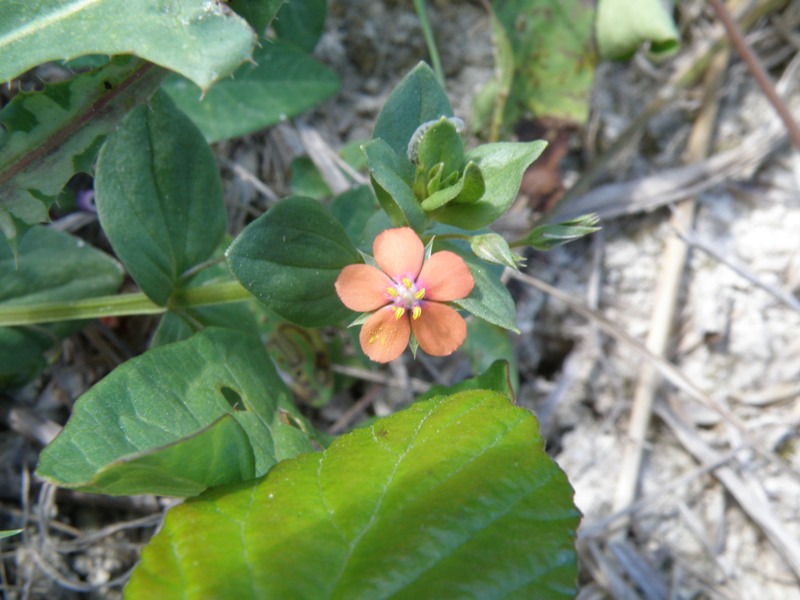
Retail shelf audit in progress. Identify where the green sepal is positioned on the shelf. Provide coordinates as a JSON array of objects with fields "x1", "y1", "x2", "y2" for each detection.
[
  {"x1": 470, "y1": 233, "x2": 525, "y2": 270},
  {"x1": 420, "y1": 161, "x2": 485, "y2": 212},
  {"x1": 514, "y1": 214, "x2": 600, "y2": 251},
  {"x1": 425, "y1": 162, "x2": 444, "y2": 196},
  {"x1": 408, "y1": 331, "x2": 419, "y2": 358},
  {"x1": 414, "y1": 116, "x2": 466, "y2": 180},
  {"x1": 348, "y1": 312, "x2": 373, "y2": 328}
]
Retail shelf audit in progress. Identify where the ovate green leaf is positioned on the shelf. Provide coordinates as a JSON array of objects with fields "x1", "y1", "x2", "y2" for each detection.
[
  {"x1": 373, "y1": 62, "x2": 453, "y2": 158},
  {"x1": 329, "y1": 185, "x2": 377, "y2": 249},
  {"x1": 163, "y1": 40, "x2": 339, "y2": 143},
  {"x1": 226, "y1": 196, "x2": 361, "y2": 327},
  {"x1": 273, "y1": 0, "x2": 327, "y2": 52},
  {"x1": 36, "y1": 328, "x2": 313, "y2": 496},
  {"x1": 126, "y1": 390, "x2": 580, "y2": 599},
  {"x1": 95, "y1": 91, "x2": 227, "y2": 306}
]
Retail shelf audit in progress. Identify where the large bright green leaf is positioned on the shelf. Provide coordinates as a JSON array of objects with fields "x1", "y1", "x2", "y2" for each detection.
[
  {"x1": 95, "y1": 90, "x2": 226, "y2": 306},
  {"x1": 0, "y1": 57, "x2": 165, "y2": 247},
  {"x1": 0, "y1": 0, "x2": 255, "y2": 90},
  {"x1": 163, "y1": 40, "x2": 339, "y2": 143},
  {"x1": 0, "y1": 226, "x2": 123, "y2": 386},
  {"x1": 226, "y1": 196, "x2": 361, "y2": 327},
  {"x1": 372, "y1": 62, "x2": 453, "y2": 159},
  {"x1": 126, "y1": 390, "x2": 580, "y2": 599},
  {"x1": 432, "y1": 141, "x2": 546, "y2": 230},
  {"x1": 36, "y1": 328, "x2": 313, "y2": 497}
]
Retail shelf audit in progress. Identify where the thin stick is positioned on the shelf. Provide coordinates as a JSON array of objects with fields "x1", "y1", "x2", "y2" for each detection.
[
  {"x1": 328, "y1": 384, "x2": 383, "y2": 435},
  {"x1": 610, "y1": 37, "x2": 731, "y2": 538},
  {"x1": 657, "y1": 400, "x2": 800, "y2": 578},
  {"x1": 330, "y1": 364, "x2": 430, "y2": 394},
  {"x1": 554, "y1": 0, "x2": 787, "y2": 209},
  {"x1": 673, "y1": 224, "x2": 800, "y2": 313},
  {"x1": 579, "y1": 445, "x2": 744, "y2": 539},
  {"x1": 506, "y1": 269, "x2": 799, "y2": 480},
  {"x1": 707, "y1": 0, "x2": 800, "y2": 149}
]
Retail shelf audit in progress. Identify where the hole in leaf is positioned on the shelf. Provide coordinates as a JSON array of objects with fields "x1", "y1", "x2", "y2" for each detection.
[
  {"x1": 277, "y1": 408, "x2": 305, "y2": 431},
  {"x1": 220, "y1": 386, "x2": 245, "y2": 411}
]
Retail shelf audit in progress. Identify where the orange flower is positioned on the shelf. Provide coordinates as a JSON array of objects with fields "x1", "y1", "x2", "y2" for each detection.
[{"x1": 335, "y1": 227, "x2": 475, "y2": 363}]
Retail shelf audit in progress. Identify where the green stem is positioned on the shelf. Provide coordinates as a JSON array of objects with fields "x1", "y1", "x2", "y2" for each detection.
[
  {"x1": 413, "y1": 0, "x2": 445, "y2": 87},
  {"x1": 0, "y1": 280, "x2": 252, "y2": 327}
]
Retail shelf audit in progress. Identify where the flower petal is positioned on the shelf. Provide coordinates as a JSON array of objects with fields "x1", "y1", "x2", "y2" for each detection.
[
  {"x1": 335, "y1": 264, "x2": 393, "y2": 312},
  {"x1": 417, "y1": 251, "x2": 474, "y2": 302},
  {"x1": 360, "y1": 306, "x2": 411, "y2": 363},
  {"x1": 411, "y1": 302, "x2": 467, "y2": 357},
  {"x1": 373, "y1": 227, "x2": 424, "y2": 280}
]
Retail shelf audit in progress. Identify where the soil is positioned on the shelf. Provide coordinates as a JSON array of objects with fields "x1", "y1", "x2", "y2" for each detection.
[{"x1": 3, "y1": 0, "x2": 800, "y2": 598}]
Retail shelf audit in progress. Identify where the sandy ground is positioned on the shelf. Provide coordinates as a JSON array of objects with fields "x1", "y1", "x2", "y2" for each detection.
[{"x1": 3, "y1": 0, "x2": 800, "y2": 598}]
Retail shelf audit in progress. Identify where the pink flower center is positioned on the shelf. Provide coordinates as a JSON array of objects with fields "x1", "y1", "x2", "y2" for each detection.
[{"x1": 386, "y1": 277, "x2": 426, "y2": 321}]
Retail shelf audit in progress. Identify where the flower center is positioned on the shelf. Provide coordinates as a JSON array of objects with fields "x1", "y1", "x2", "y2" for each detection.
[{"x1": 386, "y1": 277, "x2": 425, "y2": 320}]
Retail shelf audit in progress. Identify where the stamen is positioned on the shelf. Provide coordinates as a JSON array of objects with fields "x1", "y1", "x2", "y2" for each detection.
[
  {"x1": 394, "y1": 306, "x2": 406, "y2": 320},
  {"x1": 414, "y1": 288, "x2": 425, "y2": 300},
  {"x1": 402, "y1": 277, "x2": 413, "y2": 289},
  {"x1": 411, "y1": 306, "x2": 422, "y2": 320},
  {"x1": 386, "y1": 287, "x2": 398, "y2": 297}
]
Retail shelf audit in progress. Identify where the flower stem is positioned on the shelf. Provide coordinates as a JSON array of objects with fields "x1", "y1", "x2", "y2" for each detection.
[{"x1": 0, "y1": 280, "x2": 252, "y2": 327}]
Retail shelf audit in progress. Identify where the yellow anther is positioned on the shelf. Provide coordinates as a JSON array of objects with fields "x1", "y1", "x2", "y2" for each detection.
[
  {"x1": 411, "y1": 306, "x2": 422, "y2": 320},
  {"x1": 386, "y1": 287, "x2": 398, "y2": 297},
  {"x1": 394, "y1": 306, "x2": 406, "y2": 320},
  {"x1": 414, "y1": 288, "x2": 425, "y2": 300},
  {"x1": 402, "y1": 277, "x2": 413, "y2": 289}
]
